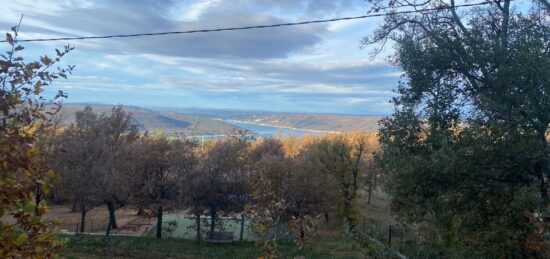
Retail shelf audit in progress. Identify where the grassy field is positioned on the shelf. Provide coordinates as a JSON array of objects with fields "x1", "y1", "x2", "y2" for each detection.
[{"x1": 58, "y1": 234, "x2": 362, "y2": 258}]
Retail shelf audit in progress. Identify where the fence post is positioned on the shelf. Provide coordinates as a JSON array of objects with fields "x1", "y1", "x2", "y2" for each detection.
[
  {"x1": 388, "y1": 225, "x2": 392, "y2": 247},
  {"x1": 414, "y1": 233, "x2": 417, "y2": 254},
  {"x1": 400, "y1": 229, "x2": 404, "y2": 251}
]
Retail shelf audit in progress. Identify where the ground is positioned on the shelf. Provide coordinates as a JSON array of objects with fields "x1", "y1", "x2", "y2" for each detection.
[
  {"x1": 45, "y1": 205, "x2": 152, "y2": 235},
  {"x1": 58, "y1": 229, "x2": 362, "y2": 258},
  {"x1": 43, "y1": 187, "x2": 413, "y2": 258}
]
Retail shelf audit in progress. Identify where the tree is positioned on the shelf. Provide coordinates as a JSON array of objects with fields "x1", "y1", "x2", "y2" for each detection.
[
  {"x1": 200, "y1": 137, "x2": 249, "y2": 234},
  {"x1": 249, "y1": 138, "x2": 330, "y2": 249},
  {"x1": 53, "y1": 106, "x2": 139, "y2": 235},
  {"x1": 181, "y1": 157, "x2": 209, "y2": 243},
  {"x1": 131, "y1": 136, "x2": 195, "y2": 238},
  {"x1": 0, "y1": 22, "x2": 74, "y2": 257},
  {"x1": 96, "y1": 106, "x2": 139, "y2": 236},
  {"x1": 367, "y1": 0, "x2": 550, "y2": 256},
  {"x1": 305, "y1": 135, "x2": 367, "y2": 233},
  {"x1": 248, "y1": 138, "x2": 290, "y2": 256},
  {"x1": 32, "y1": 116, "x2": 63, "y2": 216},
  {"x1": 53, "y1": 107, "x2": 104, "y2": 233}
]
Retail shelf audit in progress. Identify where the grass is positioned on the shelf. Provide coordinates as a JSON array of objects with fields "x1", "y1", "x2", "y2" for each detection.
[
  {"x1": 56, "y1": 188, "x2": 403, "y2": 258},
  {"x1": 358, "y1": 188, "x2": 419, "y2": 256},
  {"x1": 57, "y1": 234, "x2": 362, "y2": 259}
]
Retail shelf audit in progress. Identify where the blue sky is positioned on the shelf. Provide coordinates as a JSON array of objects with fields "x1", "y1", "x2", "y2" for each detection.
[{"x1": 2, "y1": 0, "x2": 402, "y2": 115}]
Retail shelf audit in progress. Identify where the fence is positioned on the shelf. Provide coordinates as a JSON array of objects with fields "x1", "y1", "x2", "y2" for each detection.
[
  {"x1": 58, "y1": 221, "x2": 137, "y2": 235},
  {"x1": 360, "y1": 217, "x2": 418, "y2": 256},
  {"x1": 59, "y1": 221, "x2": 98, "y2": 233}
]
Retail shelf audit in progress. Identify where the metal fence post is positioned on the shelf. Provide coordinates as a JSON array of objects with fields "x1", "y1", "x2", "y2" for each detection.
[{"x1": 388, "y1": 225, "x2": 392, "y2": 246}]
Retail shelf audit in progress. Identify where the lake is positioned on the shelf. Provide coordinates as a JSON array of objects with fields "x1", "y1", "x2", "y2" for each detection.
[
  {"x1": 185, "y1": 120, "x2": 329, "y2": 141},
  {"x1": 223, "y1": 120, "x2": 325, "y2": 138}
]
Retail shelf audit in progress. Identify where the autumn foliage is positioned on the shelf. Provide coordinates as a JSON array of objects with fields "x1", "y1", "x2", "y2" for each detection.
[{"x1": 0, "y1": 23, "x2": 73, "y2": 257}]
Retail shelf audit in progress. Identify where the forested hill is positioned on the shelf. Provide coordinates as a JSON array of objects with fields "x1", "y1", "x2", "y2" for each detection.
[
  {"x1": 55, "y1": 104, "x2": 238, "y2": 136},
  {"x1": 233, "y1": 114, "x2": 382, "y2": 132}
]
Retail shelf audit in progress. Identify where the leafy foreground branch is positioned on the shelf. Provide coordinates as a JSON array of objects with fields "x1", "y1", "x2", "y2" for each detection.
[{"x1": 0, "y1": 22, "x2": 74, "y2": 257}]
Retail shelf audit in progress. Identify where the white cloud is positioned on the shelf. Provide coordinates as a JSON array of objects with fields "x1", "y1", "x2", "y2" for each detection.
[
  {"x1": 175, "y1": 0, "x2": 222, "y2": 21},
  {"x1": 4, "y1": 0, "x2": 400, "y2": 115}
]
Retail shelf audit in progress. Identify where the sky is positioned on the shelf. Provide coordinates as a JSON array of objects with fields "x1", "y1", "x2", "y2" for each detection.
[{"x1": 2, "y1": 0, "x2": 402, "y2": 115}]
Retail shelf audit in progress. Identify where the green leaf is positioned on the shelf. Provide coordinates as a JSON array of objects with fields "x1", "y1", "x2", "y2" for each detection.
[
  {"x1": 14, "y1": 233, "x2": 28, "y2": 245},
  {"x1": 23, "y1": 202, "x2": 35, "y2": 213}
]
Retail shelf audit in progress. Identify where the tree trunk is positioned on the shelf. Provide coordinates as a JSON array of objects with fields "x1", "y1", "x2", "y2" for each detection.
[
  {"x1": 537, "y1": 133, "x2": 549, "y2": 203},
  {"x1": 34, "y1": 185, "x2": 42, "y2": 216},
  {"x1": 106, "y1": 217, "x2": 112, "y2": 236},
  {"x1": 195, "y1": 210, "x2": 201, "y2": 243},
  {"x1": 300, "y1": 225, "x2": 305, "y2": 243},
  {"x1": 209, "y1": 208, "x2": 216, "y2": 234},
  {"x1": 156, "y1": 204, "x2": 163, "y2": 238},
  {"x1": 239, "y1": 214, "x2": 245, "y2": 242},
  {"x1": 137, "y1": 204, "x2": 145, "y2": 216},
  {"x1": 343, "y1": 198, "x2": 355, "y2": 233},
  {"x1": 367, "y1": 180, "x2": 373, "y2": 205},
  {"x1": 71, "y1": 198, "x2": 78, "y2": 212},
  {"x1": 107, "y1": 201, "x2": 118, "y2": 229},
  {"x1": 80, "y1": 209, "x2": 87, "y2": 233}
]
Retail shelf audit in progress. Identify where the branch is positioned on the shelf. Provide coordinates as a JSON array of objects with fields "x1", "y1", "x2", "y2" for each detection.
[
  {"x1": 448, "y1": 0, "x2": 473, "y2": 42},
  {"x1": 538, "y1": 0, "x2": 550, "y2": 11}
]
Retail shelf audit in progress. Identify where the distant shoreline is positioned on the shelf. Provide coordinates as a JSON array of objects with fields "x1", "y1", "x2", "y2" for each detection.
[{"x1": 221, "y1": 119, "x2": 341, "y2": 134}]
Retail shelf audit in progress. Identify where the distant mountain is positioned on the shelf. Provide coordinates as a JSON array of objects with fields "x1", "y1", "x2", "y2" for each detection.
[
  {"x1": 56, "y1": 104, "x2": 381, "y2": 135},
  {"x1": 56, "y1": 104, "x2": 238, "y2": 136}
]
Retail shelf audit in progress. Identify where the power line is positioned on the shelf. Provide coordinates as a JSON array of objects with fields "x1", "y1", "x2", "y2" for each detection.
[{"x1": 5, "y1": 1, "x2": 496, "y2": 43}]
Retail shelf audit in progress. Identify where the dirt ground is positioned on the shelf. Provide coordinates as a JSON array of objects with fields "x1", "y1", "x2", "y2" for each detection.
[{"x1": 46, "y1": 205, "x2": 154, "y2": 235}]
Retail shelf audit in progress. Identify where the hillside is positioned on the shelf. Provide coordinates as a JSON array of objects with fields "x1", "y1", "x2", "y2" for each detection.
[
  {"x1": 56, "y1": 104, "x2": 238, "y2": 136},
  {"x1": 234, "y1": 113, "x2": 381, "y2": 132},
  {"x1": 55, "y1": 104, "x2": 382, "y2": 135}
]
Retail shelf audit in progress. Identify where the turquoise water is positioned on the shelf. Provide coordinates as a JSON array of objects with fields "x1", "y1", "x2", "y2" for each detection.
[{"x1": 224, "y1": 120, "x2": 322, "y2": 138}]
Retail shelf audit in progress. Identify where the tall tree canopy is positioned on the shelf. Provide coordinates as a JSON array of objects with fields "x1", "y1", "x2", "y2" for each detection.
[{"x1": 371, "y1": 0, "x2": 550, "y2": 256}]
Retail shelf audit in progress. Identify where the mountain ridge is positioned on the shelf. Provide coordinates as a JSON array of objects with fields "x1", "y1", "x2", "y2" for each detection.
[{"x1": 56, "y1": 104, "x2": 381, "y2": 134}]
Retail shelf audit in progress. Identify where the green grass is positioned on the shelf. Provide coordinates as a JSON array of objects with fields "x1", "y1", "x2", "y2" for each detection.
[{"x1": 57, "y1": 234, "x2": 362, "y2": 259}]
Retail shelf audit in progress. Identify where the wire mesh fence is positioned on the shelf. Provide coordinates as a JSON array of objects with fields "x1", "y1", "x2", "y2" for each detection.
[
  {"x1": 360, "y1": 217, "x2": 418, "y2": 256},
  {"x1": 58, "y1": 221, "x2": 138, "y2": 235}
]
